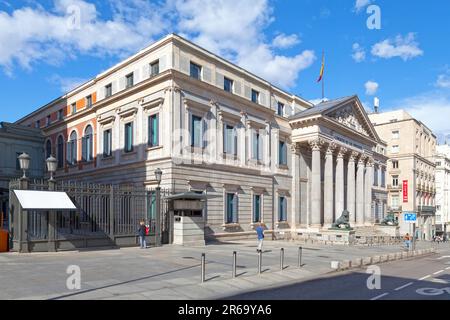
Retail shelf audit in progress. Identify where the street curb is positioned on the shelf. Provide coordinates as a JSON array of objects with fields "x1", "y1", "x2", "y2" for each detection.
[{"x1": 331, "y1": 247, "x2": 437, "y2": 271}]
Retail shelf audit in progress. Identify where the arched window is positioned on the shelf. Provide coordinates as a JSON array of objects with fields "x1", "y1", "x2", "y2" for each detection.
[
  {"x1": 82, "y1": 125, "x2": 93, "y2": 162},
  {"x1": 45, "y1": 140, "x2": 52, "y2": 159},
  {"x1": 67, "y1": 131, "x2": 77, "y2": 165},
  {"x1": 57, "y1": 136, "x2": 64, "y2": 168}
]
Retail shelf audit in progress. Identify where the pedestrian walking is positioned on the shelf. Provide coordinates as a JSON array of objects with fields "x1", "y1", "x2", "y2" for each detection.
[
  {"x1": 137, "y1": 220, "x2": 147, "y2": 249},
  {"x1": 255, "y1": 222, "x2": 265, "y2": 252},
  {"x1": 403, "y1": 233, "x2": 411, "y2": 249}
]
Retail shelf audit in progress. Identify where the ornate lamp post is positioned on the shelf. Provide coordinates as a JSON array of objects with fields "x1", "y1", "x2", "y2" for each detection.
[
  {"x1": 154, "y1": 168, "x2": 162, "y2": 247},
  {"x1": 18, "y1": 153, "x2": 31, "y2": 180},
  {"x1": 46, "y1": 156, "x2": 57, "y2": 183}
]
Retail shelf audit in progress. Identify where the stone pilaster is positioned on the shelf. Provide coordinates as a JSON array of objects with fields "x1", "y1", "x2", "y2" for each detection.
[{"x1": 291, "y1": 144, "x2": 301, "y2": 227}]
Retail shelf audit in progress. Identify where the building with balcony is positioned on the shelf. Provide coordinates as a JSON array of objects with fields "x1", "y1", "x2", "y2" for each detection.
[
  {"x1": 435, "y1": 144, "x2": 450, "y2": 236},
  {"x1": 14, "y1": 34, "x2": 387, "y2": 241},
  {"x1": 369, "y1": 109, "x2": 437, "y2": 240}
]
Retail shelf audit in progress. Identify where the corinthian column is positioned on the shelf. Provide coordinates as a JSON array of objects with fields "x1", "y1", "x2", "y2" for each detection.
[
  {"x1": 356, "y1": 155, "x2": 366, "y2": 226},
  {"x1": 347, "y1": 151, "x2": 357, "y2": 224},
  {"x1": 310, "y1": 139, "x2": 323, "y2": 227},
  {"x1": 335, "y1": 147, "x2": 347, "y2": 222},
  {"x1": 324, "y1": 143, "x2": 336, "y2": 228},
  {"x1": 291, "y1": 144, "x2": 301, "y2": 227},
  {"x1": 365, "y1": 157, "x2": 374, "y2": 226}
]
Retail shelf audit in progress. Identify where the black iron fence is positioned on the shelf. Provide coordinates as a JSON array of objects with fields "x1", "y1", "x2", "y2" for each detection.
[{"x1": 9, "y1": 179, "x2": 172, "y2": 251}]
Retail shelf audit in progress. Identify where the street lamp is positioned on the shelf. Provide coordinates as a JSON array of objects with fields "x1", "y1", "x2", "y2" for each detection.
[
  {"x1": 18, "y1": 153, "x2": 31, "y2": 179},
  {"x1": 154, "y1": 168, "x2": 162, "y2": 187},
  {"x1": 154, "y1": 168, "x2": 163, "y2": 246},
  {"x1": 46, "y1": 156, "x2": 57, "y2": 182}
]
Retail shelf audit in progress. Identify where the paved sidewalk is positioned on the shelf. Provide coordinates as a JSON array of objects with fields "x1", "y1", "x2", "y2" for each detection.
[{"x1": 0, "y1": 240, "x2": 438, "y2": 300}]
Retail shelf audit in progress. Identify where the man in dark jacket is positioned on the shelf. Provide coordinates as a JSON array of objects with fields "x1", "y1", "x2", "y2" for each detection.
[{"x1": 138, "y1": 221, "x2": 147, "y2": 249}]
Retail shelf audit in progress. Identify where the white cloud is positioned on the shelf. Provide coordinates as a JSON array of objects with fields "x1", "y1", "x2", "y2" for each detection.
[
  {"x1": 171, "y1": 0, "x2": 315, "y2": 88},
  {"x1": 48, "y1": 74, "x2": 88, "y2": 93},
  {"x1": 371, "y1": 33, "x2": 423, "y2": 61},
  {"x1": 436, "y1": 73, "x2": 450, "y2": 89},
  {"x1": 390, "y1": 91, "x2": 450, "y2": 139},
  {"x1": 0, "y1": 0, "x2": 316, "y2": 89},
  {"x1": 272, "y1": 33, "x2": 300, "y2": 49},
  {"x1": 351, "y1": 43, "x2": 366, "y2": 63},
  {"x1": 354, "y1": 0, "x2": 372, "y2": 13},
  {"x1": 365, "y1": 80, "x2": 379, "y2": 95}
]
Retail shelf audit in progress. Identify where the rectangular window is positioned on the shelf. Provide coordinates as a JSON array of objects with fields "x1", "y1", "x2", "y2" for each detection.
[
  {"x1": 190, "y1": 62, "x2": 202, "y2": 80},
  {"x1": 277, "y1": 102, "x2": 285, "y2": 116},
  {"x1": 251, "y1": 89, "x2": 259, "y2": 103},
  {"x1": 46, "y1": 115, "x2": 51, "y2": 126},
  {"x1": 58, "y1": 109, "x2": 64, "y2": 121},
  {"x1": 86, "y1": 95, "x2": 92, "y2": 108},
  {"x1": 279, "y1": 196, "x2": 287, "y2": 222},
  {"x1": 373, "y1": 166, "x2": 378, "y2": 186},
  {"x1": 226, "y1": 193, "x2": 238, "y2": 224},
  {"x1": 391, "y1": 194, "x2": 399, "y2": 209},
  {"x1": 252, "y1": 130, "x2": 263, "y2": 161},
  {"x1": 124, "y1": 122, "x2": 133, "y2": 153},
  {"x1": 392, "y1": 130, "x2": 399, "y2": 139},
  {"x1": 381, "y1": 169, "x2": 386, "y2": 187},
  {"x1": 105, "y1": 83, "x2": 112, "y2": 98},
  {"x1": 103, "y1": 129, "x2": 112, "y2": 157},
  {"x1": 223, "y1": 124, "x2": 237, "y2": 155},
  {"x1": 253, "y1": 195, "x2": 261, "y2": 223},
  {"x1": 71, "y1": 103, "x2": 76, "y2": 115},
  {"x1": 279, "y1": 140, "x2": 287, "y2": 165},
  {"x1": 126, "y1": 73, "x2": 134, "y2": 88},
  {"x1": 36, "y1": 120, "x2": 40, "y2": 128},
  {"x1": 150, "y1": 60, "x2": 159, "y2": 77},
  {"x1": 191, "y1": 115, "x2": 202, "y2": 148},
  {"x1": 392, "y1": 160, "x2": 399, "y2": 169},
  {"x1": 391, "y1": 145, "x2": 399, "y2": 153},
  {"x1": 224, "y1": 77, "x2": 233, "y2": 93},
  {"x1": 148, "y1": 114, "x2": 159, "y2": 147},
  {"x1": 392, "y1": 175, "x2": 399, "y2": 187}
]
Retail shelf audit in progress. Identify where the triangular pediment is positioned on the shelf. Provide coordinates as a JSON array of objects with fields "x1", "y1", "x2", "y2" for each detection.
[{"x1": 324, "y1": 97, "x2": 380, "y2": 142}]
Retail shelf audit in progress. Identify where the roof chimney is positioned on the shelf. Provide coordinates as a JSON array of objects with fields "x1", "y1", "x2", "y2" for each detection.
[{"x1": 374, "y1": 97, "x2": 380, "y2": 113}]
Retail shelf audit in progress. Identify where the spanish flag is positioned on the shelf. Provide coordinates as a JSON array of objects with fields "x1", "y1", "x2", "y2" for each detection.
[{"x1": 317, "y1": 51, "x2": 324, "y2": 83}]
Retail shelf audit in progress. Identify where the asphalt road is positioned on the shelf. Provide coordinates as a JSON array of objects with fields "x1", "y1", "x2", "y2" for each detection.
[{"x1": 226, "y1": 245, "x2": 450, "y2": 300}]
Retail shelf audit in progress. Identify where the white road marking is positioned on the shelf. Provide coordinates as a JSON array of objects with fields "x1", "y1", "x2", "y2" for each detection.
[
  {"x1": 433, "y1": 270, "x2": 444, "y2": 275},
  {"x1": 418, "y1": 275, "x2": 431, "y2": 281},
  {"x1": 371, "y1": 292, "x2": 389, "y2": 300},
  {"x1": 437, "y1": 256, "x2": 450, "y2": 260},
  {"x1": 394, "y1": 282, "x2": 414, "y2": 291}
]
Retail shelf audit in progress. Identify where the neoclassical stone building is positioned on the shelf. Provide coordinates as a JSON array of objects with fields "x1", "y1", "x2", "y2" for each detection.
[{"x1": 15, "y1": 34, "x2": 387, "y2": 241}]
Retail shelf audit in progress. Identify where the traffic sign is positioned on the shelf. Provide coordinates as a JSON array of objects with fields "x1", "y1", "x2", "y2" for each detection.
[{"x1": 404, "y1": 212, "x2": 417, "y2": 222}]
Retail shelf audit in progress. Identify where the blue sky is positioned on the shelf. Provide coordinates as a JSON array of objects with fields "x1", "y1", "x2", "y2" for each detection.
[{"x1": 1, "y1": 0, "x2": 450, "y2": 140}]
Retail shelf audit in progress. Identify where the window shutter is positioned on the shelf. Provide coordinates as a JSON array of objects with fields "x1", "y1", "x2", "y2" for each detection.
[
  {"x1": 142, "y1": 63, "x2": 150, "y2": 79},
  {"x1": 111, "y1": 80, "x2": 117, "y2": 94},
  {"x1": 203, "y1": 67, "x2": 212, "y2": 83},
  {"x1": 258, "y1": 133, "x2": 263, "y2": 161},
  {"x1": 119, "y1": 77, "x2": 126, "y2": 91},
  {"x1": 159, "y1": 55, "x2": 167, "y2": 71},
  {"x1": 215, "y1": 72, "x2": 224, "y2": 88},
  {"x1": 179, "y1": 55, "x2": 189, "y2": 74},
  {"x1": 234, "y1": 81, "x2": 241, "y2": 95},
  {"x1": 244, "y1": 85, "x2": 251, "y2": 99},
  {"x1": 259, "y1": 93, "x2": 266, "y2": 106}
]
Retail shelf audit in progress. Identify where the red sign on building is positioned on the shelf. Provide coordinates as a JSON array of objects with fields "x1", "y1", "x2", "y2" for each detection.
[{"x1": 403, "y1": 180, "x2": 408, "y2": 203}]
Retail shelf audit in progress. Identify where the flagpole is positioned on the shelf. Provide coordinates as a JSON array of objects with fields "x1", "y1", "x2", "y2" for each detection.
[{"x1": 322, "y1": 50, "x2": 325, "y2": 101}]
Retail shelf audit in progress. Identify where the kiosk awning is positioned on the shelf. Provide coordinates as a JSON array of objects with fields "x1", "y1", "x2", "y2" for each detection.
[{"x1": 13, "y1": 190, "x2": 77, "y2": 210}]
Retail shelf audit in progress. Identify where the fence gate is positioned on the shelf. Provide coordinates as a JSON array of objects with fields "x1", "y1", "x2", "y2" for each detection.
[{"x1": 9, "y1": 179, "x2": 172, "y2": 252}]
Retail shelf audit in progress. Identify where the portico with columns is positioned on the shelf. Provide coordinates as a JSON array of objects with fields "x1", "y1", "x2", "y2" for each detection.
[{"x1": 288, "y1": 96, "x2": 387, "y2": 231}]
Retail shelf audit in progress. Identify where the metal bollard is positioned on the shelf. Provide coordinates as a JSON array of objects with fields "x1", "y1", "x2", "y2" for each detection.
[
  {"x1": 298, "y1": 246, "x2": 303, "y2": 268},
  {"x1": 257, "y1": 250, "x2": 262, "y2": 275},
  {"x1": 232, "y1": 251, "x2": 237, "y2": 278},
  {"x1": 280, "y1": 248, "x2": 285, "y2": 271},
  {"x1": 201, "y1": 253, "x2": 205, "y2": 283}
]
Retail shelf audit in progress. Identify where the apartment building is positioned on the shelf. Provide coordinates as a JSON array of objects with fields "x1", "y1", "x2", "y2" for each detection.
[
  {"x1": 435, "y1": 144, "x2": 450, "y2": 236},
  {"x1": 15, "y1": 34, "x2": 387, "y2": 240},
  {"x1": 369, "y1": 110, "x2": 436, "y2": 240}
]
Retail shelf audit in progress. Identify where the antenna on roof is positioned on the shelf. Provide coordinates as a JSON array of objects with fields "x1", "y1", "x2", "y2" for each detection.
[{"x1": 374, "y1": 97, "x2": 380, "y2": 113}]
